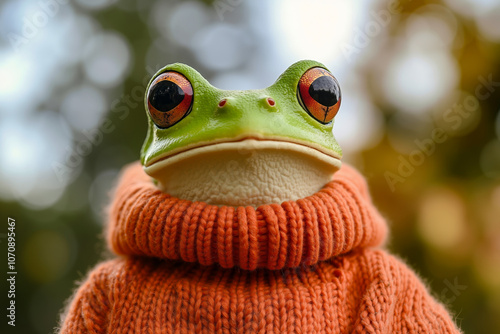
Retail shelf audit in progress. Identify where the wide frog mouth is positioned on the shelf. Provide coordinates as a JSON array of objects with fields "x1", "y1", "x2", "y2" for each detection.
[
  {"x1": 143, "y1": 136, "x2": 342, "y2": 175},
  {"x1": 143, "y1": 137, "x2": 341, "y2": 207}
]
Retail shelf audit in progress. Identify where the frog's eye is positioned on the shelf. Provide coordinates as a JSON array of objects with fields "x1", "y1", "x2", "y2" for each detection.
[
  {"x1": 147, "y1": 71, "x2": 193, "y2": 128},
  {"x1": 297, "y1": 67, "x2": 341, "y2": 124}
]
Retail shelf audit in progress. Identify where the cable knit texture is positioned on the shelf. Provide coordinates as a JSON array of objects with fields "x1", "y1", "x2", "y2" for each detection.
[{"x1": 59, "y1": 162, "x2": 461, "y2": 333}]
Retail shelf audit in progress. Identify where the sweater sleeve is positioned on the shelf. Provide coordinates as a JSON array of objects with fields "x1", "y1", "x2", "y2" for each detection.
[
  {"x1": 391, "y1": 262, "x2": 462, "y2": 334},
  {"x1": 353, "y1": 250, "x2": 462, "y2": 334},
  {"x1": 58, "y1": 260, "x2": 115, "y2": 334}
]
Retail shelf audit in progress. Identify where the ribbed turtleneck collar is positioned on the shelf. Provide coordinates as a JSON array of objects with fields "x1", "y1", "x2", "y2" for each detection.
[{"x1": 106, "y1": 162, "x2": 387, "y2": 270}]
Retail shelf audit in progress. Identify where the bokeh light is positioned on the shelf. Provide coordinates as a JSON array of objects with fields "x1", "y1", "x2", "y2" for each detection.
[
  {"x1": 272, "y1": 0, "x2": 356, "y2": 65},
  {"x1": 165, "y1": 1, "x2": 211, "y2": 48},
  {"x1": 417, "y1": 187, "x2": 467, "y2": 249},
  {"x1": 88, "y1": 169, "x2": 120, "y2": 223},
  {"x1": 83, "y1": 32, "x2": 132, "y2": 88},
  {"x1": 22, "y1": 229, "x2": 75, "y2": 283},
  {"x1": 382, "y1": 47, "x2": 459, "y2": 115},
  {"x1": 74, "y1": 0, "x2": 118, "y2": 11},
  {"x1": 480, "y1": 140, "x2": 500, "y2": 179},
  {"x1": 61, "y1": 84, "x2": 107, "y2": 131},
  {"x1": 336, "y1": 81, "x2": 385, "y2": 153},
  {"x1": 193, "y1": 23, "x2": 251, "y2": 71}
]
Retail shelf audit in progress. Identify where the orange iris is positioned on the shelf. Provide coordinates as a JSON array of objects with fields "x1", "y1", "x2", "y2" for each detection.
[
  {"x1": 297, "y1": 67, "x2": 341, "y2": 124},
  {"x1": 147, "y1": 71, "x2": 193, "y2": 128}
]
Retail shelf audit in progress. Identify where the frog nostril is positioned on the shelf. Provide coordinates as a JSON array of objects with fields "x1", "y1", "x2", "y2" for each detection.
[
  {"x1": 266, "y1": 98, "x2": 276, "y2": 107},
  {"x1": 218, "y1": 99, "x2": 227, "y2": 108}
]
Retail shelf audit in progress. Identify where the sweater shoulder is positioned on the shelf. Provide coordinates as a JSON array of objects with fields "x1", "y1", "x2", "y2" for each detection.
[
  {"x1": 343, "y1": 248, "x2": 446, "y2": 302},
  {"x1": 344, "y1": 248, "x2": 428, "y2": 282},
  {"x1": 85, "y1": 257, "x2": 125, "y2": 281},
  {"x1": 79, "y1": 256, "x2": 160, "y2": 290},
  {"x1": 341, "y1": 248, "x2": 462, "y2": 333}
]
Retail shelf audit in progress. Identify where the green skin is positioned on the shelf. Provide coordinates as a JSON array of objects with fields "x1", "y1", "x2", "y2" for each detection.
[{"x1": 140, "y1": 60, "x2": 342, "y2": 168}]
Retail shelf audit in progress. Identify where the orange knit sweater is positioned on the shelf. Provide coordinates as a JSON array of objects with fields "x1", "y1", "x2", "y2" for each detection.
[{"x1": 60, "y1": 162, "x2": 461, "y2": 333}]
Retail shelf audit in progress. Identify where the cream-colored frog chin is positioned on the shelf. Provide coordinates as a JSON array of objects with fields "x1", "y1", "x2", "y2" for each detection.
[{"x1": 143, "y1": 138, "x2": 341, "y2": 207}]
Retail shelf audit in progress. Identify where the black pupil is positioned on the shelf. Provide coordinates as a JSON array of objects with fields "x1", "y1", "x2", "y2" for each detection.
[
  {"x1": 308, "y1": 76, "x2": 339, "y2": 107},
  {"x1": 149, "y1": 80, "x2": 184, "y2": 112}
]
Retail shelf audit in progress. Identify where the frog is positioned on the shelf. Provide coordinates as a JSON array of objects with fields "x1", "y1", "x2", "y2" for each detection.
[
  {"x1": 140, "y1": 59, "x2": 342, "y2": 207},
  {"x1": 60, "y1": 61, "x2": 461, "y2": 334}
]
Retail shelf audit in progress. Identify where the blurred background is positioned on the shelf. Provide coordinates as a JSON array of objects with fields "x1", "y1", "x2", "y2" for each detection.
[{"x1": 0, "y1": 0, "x2": 499, "y2": 332}]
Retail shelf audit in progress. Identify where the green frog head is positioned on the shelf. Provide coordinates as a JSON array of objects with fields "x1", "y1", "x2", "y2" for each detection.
[{"x1": 141, "y1": 60, "x2": 342, "y2": 207}]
